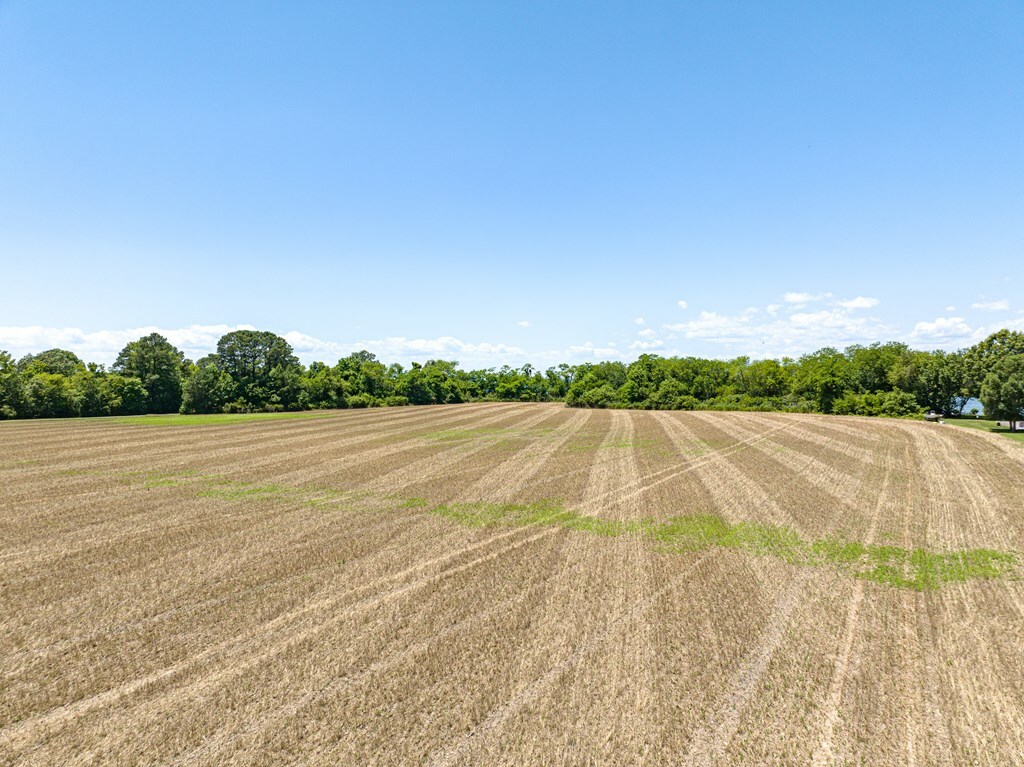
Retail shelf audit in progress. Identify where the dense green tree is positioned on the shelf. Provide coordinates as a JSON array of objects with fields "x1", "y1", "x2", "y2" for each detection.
[
  {"x1": 180, "y1": 361, "x2": 233, "y2": 414},
  {"x1": 0, "y1": 351, "x2": 25, "y2": 418},
  {"x1": 832, "y1": 390, "x2": 921, "y2": 418},
  {"x1": 300, "y1": 361, "x2": 351, "y2": 409},
  {"x1": 395, "y1": 362, "x2": 430, "y2": 405},
  {"x1": 792, "y1": 348, "x2": 854, "y2": 413},
  {"x1": 620, "y1": 354, "x2": 665, "y2": 405},
  {"x1": 659, "y1": 357, "x2": 729, "y2": 401},
  {"x1": 462, "y1": 365, "x2": 553, "y2": 402},
  {"x1": 980, "y1": 354, "x2": 1024, "y2": 431},
  {"x1": 335, "y1": 351, "x2": 391, "y2": 399},
  {"x1": 735, "y1": 358, "x2": 790, "y2": 398},
  {"x1": 217, "y1": 331, "x2": 298, "y2": 379},
  {"x1": 25, "y1": 373, "x2": 80, "y2": 418},
  {"x1": 102, "y1": 374, "x2": 149, "y2": 415},
  {"x1": 18, "y1": 348, "x2": 86, "y2": 377},
  {"x1": 70, "y1": 370, "x2": 109, "y2": 417},
  {"x1": 891, "y1": 350, "x2": 969, "y2": 414},
  {"x1": 565, "y1": 362, "x2": 628, "y2": 407},
  {"x1": 8, "y1": 326, "x2": 1024, "y2": 422},
  {"x1": 396, "y1": 360, "x2": 466, "y2": 405},
  {"x1": 113, "y1": 333, "x2": 186, "y2": 413},
  {"x1": 488, "y1": 365, "x2": 547, "y2": 401},
  {"x1": 964, "y1": 330, "x2": 1024, "y2": 397},
  {"x1": 574, "y1": 383, "x2": 618, "y2": 408},
  {"x1": 267, "y1": 364, "x2": 304, "y2": 410},
  {"x1": 543, "y1": 364, "x2": 575, "y2": 398},
  {"x1": 846, "y1": 342, "x2": 910, "y2": 393},
  {"x1": 648, "y1": 378, "x2": 698, "y2": 410},
  {"x1": 215, "y1": 330, "x2": 301, "y2": 410}
]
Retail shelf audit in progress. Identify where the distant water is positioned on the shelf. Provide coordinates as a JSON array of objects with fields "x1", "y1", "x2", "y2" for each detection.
[{"x1": 963, "y1": 397, "x2": 984, "y2": 416}]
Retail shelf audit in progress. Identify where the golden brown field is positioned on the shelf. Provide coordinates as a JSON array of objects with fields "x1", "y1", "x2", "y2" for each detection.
[{"x1": 3, "y1": 402, "x2": 1024, "y2": 766}]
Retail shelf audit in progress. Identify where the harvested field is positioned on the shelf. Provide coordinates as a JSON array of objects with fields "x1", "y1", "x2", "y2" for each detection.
[{"x1": 2, "y1": 402, "x2": 1024, "y2": 765}]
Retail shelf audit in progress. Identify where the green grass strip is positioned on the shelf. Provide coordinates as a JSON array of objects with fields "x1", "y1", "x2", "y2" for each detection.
[
  {"x1": 429, "y1": 502, "x2": 1017, "y2": 591},
  {"x1": 129, "y1": 471, "x2": 1018, "y2": 591},
  {"x1": 944, "y1": 418, "x2": 1024, "y2": 444}
]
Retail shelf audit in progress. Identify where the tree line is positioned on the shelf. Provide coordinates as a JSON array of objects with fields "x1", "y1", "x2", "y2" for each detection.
[{"x1": 1, "y1": 328, "x2": 1022, "y2": 425}]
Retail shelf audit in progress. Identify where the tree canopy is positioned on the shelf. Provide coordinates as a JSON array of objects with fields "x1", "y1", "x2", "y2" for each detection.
[
  {"x1": 18, "y1": 348, "x2": 86, "y2": 377},
  {"x1": 964, "y1": 329, "x2": 1024, "y2": 395},
  {"x1": 213, "y1": 330, "x2": 301, "y2": 411},
  {"x1": 980, "y1": 354, "x2": 1024, "y2": 431},
  {"x1": 0, "y1": 328, "x2": 1019, "y2": 421},
  {"x1": 113, "y1": 333, "x2": 186, "y2": 413}
]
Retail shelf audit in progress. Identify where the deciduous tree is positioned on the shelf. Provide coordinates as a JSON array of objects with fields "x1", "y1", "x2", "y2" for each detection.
[
  {"x1": 114, "y1": 333, "x2": 186, "y2": 413},
  {"x1": 980, "y1": 354, "x2": 1024, "y2": 431},
  {"x1": 965, "y1": 330, "x2": 1024, "y2": 397}
]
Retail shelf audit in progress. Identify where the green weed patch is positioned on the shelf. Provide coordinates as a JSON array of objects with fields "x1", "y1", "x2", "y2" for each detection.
[
  {"x1": 428, "y1": 502, "x2": 1017, "y2": 591},
  {"x1": 0, "y1": 459, "x2": 42, "y2": 469},
  {"x1": 121, "y1": 470, "x2": 1018, "y2": 591}
]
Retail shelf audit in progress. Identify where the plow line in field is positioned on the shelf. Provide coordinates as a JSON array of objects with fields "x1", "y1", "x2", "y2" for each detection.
[
  {"x1": 81, "y1": 468, "x2": 1023, "y2": 592},
  {"x1": 0, "y1": 523, "x2": 558, "y2": 752}
]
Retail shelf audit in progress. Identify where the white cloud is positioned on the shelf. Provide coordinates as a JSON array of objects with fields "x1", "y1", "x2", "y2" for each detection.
[
  {"x1": 677, "y1": 300, "x2": 688, "y2": 309},
  {"x1": 971, "y1": 300, "x2": 1010, "y2": 312},
  {"x1": 837, "y1": 296, "x2": 879, "y2": 310},
  {"x1": 633, "y1": 317, "x2": 646, "y2": 325},
  {"x1": 11, "y1": 298, "x2": 1018, "y2": 375},
  {"x1": 906, "y1": 317, "x2": 982, "y2": 345},
  {"x1": 662, "y1": 301, "x2": 894, "y2": 358},
  {"x1": 0, "y1": 325, "x2": 529, "y2": 368},
  {"x1": 565, "y1": 341, "x2": 622, "y2": 359},
  {"x1": 945, "y1": 305, "x2": 956, "y2": 312},
  {"x1": 910, "y1": 317, "x2": 1024, "y2": 347},
  {"x1": 517, "y1": 320, "x2": 531, "y2": 327},
  {"x1": 0, "y1": 324, "x2": 257, "y2": 365},
  {"x1": 285, "y1": 332, "x2": 526, "y2": 365},
  {"x1": 783, "y1": 292, "x2": 819, "y2": 304}
]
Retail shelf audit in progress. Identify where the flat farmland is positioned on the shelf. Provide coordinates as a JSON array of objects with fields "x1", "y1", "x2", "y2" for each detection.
[{"x1": 3, "y1": 403, "x2": 1024, "y2": 766}]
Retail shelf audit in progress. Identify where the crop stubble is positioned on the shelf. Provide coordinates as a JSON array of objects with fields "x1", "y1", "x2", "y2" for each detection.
[{"x1": 2, "y1": 403, "x2": 1024, "y2": 765}]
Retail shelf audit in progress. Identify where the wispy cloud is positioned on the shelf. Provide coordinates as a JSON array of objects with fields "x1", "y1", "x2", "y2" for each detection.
[
  {"x1": 662, "y1": 298, "x2": 894, "y2": 357},
  {"x1": 837, "y1": 296, "x2": 879, "y2": 310},
  {"x1": 629, "y1": 339, "x2": 664, "y2": 350},
  {"x1": 5, "y1": 298, "x2": 1020, "y2": 373},
  {"x1": 0, "y1": 325, "x2": 529, "y2": 368},
  {"x1": 564, "y1": 341, "x2": 622, "y2": 359},
  {"x1": 0, "y1": 324, "x2": 257, "y2": 364},
  {"x1": 677, "y1": 299, "x2": 688, "y2": 309},
  {"x1": 783, "y1": 291, "x2": 826, "y2": 304},
  {"x1": 517, "y1": 320, "x2": 531, "y2": 327},
  {"x1": 971, "y1": 300, "x2": 1010, "y2": 311},
  {"x1": 284, "y1": 332, "x2": 526, "y2": 365}
]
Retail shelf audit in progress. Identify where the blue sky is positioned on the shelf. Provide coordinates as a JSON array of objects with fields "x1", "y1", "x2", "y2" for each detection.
[{"x1": 1, "y1": 1, "x2": 1022, "y2": 367}]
